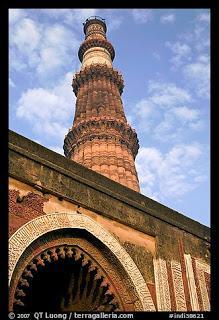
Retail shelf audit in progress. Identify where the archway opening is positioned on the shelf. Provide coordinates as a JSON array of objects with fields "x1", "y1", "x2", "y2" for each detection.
[
  {"x1": 9, "y1": 213, "x2": 156, "y2": 311},
  {"x1": 13, "y1": 245, "x2": 120, "y2": 312}
]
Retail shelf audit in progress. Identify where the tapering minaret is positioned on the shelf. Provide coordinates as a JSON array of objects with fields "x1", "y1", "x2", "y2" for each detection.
[{"x1": 64, "y1": 16, "x2": 140, "y2": 192}]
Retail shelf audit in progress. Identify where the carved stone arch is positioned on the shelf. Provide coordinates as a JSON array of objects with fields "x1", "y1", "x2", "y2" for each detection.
[
  {"x1": 9, "y1": 212, "x2": 156, "y2": 311},
  {"x1": 12, "y1": 241, "x2": 124, "y2": 312}
]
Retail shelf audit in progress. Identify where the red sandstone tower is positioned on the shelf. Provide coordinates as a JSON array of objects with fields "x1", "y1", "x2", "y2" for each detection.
[{"x1": 64, "y1": 17, "x2": 140, "y2": 192}]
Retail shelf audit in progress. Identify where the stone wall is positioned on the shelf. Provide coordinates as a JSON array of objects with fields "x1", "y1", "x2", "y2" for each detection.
[{"x1": 9, "y1": 130, "x2": 210, "y2": 311}]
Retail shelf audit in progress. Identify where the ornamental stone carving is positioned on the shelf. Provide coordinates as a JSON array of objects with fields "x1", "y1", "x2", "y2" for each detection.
[
  {"x1": 194, "y1": 259, "x2": 210, "y2": 311},
  {"x1": 153, "y1": 258, "x2": 171, "y2": 311},
  {"x1": 184, "y1": 254, "x2": 200, "y2": 310},
  {"x1": 171, "y1": 260, "x2": 187, "y2": 311},
  {"x1": 9, "y1": 212, "x2": 156, "y2": 311},
  {"x1": 13, "y1": 244, "x2": 122, "y2": 312}
]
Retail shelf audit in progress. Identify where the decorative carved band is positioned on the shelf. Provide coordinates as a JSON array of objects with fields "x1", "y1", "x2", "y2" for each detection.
[
  {"x1": 153, "y1": 258, "x2": 171, "y2": 311},
  {"x1": 195, "y1": 259, "x2": 210, "y2": 311},
  {"x1": 171, "y1": 261, "x2": 187, "y2": 311},
  {"x1": 9, "y1": 212, "x2": 156, "y2": 311},
  {"x1": 184, "y1": 254, "x2": 200, "y2": 310},
  {"x1": 72, "y1": 64, "x2": 124, "y2": 96},
  {"x1": 64, "y1": 119, "x2": 139, "y2": 158},
  {"x1": 78, "y1": 39, "x2": 115, "y2": 62}
]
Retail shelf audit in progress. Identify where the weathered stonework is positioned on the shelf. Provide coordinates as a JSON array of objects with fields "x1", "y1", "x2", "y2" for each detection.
[
  {"x1": 64, "y1": 17, "x2": 140, "y2": 192},
  {"x1": 194, "y1": 259, "x2": 210, "y2": 311},
  {"x1": 153, "y1": 258, "x2": 171, "y2": 311},
  {"x1": 9, "y1": 189, "x2": 48, "y2": 237},
  {"x1": 171, "y1": 261, "x2": 187, "y2": 311},
  {"x1": 166, "y1": 260, "x2": 177, "y2": 310},
  {"x1": 184, "y1": 254, "x2": 200, "y2": 310},
  {"x1": 9, "y1": 212, "x2": 156, "y2": 311},
  {"x1": 178, "y1": 239, "x2": 192, "y2": 310},
  {"x1": 122, "y1": 241, "x2": 155, "y2": 283},
  {"x1": 11, "y1": 236, "x2": 138, "y2": 311},
  {"x1": 9, "y1": 129, "x2": 210, "y2": 311}
]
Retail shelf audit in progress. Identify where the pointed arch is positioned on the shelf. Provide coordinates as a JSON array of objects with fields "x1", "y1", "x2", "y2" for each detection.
[{"x1": 9, "y1": 212, "x2": 156, "y2": 311}]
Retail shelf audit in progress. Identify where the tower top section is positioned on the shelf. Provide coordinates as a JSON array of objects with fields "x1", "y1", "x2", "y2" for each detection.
[
  {"x1": 78, "y1": 16, "x2": 115, "y2": 67},
  {"x1": 83, "y1": 16, "x2": 107, "y2": 35}
]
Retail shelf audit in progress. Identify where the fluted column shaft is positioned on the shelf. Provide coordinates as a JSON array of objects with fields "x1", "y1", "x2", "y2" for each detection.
[{"x1": 64, "y1": 18, "x2": 140, "y2": 192}]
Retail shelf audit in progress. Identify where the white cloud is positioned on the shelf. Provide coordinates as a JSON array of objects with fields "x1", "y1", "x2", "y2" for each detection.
[
  {"x1": 37, "y1": 8, "x2": 98, "y2": 26},
  {"x1": 197, "y1": 54, "x2": 210, "y2": 64},
  {"x1": 91, "y1": 9, "x2": 124, "y2": 32},
  {"x1": 176, "y1": 11, "x2": 210, "y2": 53},
  {"x1": 9, "y1": 11, "x2": 80, "y2": 81},
  {"x1": 74, "y1": 9, "x2": 98, "y2": 21},
  {"x1": 37, "y1": 23, "x2": 79, "y2": 77},
  {"x1": 135, "y1": 99, "x2": 155, "y2": 118},
  {"x1": 33, "y1": 122, "x2": 68, "y2": 140},
  {"x1": 186, "y1": 62, "x2": 208, "y2": 81},
  {"x1": 130, "y1": 81, "x2": 202, "y2": 141},
  {"x1": 194, "y1": 26, "x2": 210, "y2": 52},
  {"x1": 153, "y1": 113, "x2": 178, "y2": 141},
  {"x1": 17, "y1": 88, "x2": 65, "y2": 120},
  {"x1": 9, "y1": 16, "x2": 42, "y2": 70},
  {"x1": 189, "y1": 120, "x2": 205, "y2": 131},
  {"x1": 8, "y1": 9, "x2": 123, "y2": 82},
  {"x1": 152, "y1": 52, "x2": 161, "y2": 61},
  {"x1": 16, "y1": 72, "x2": 74, "y2": 142},
  {"x1": 166, "y1": 41, "x2": 192, "y2": 68},
  {"x1": 43, "y1": 8, "x2": 123, "y2": 33},
  {"x1": 173, "y1": 106, "x2": 199, "y2": 121},
  {"x1": 183, "y1": 57, "x2": 210, "y2": 99},
  {"x1": 197, "y1": 12, "x2": 210, "y2": 23},
  {"x1": 10, "y1": 18, "x2": 41, "y2": 53},
  {"x1": 107, "y1": 16, "x2": 123, "y2": 32},
  {"x1": 132, "y1": 9, "x2": 153, "y2": 24},
  {"x1": 9, "y1": 78, "x2": 16, "y2": 87},
  {"x1": 136, "y1": 143, "x2": 204, "y2": 200},
  {"x1": 9, "y1": 9, "x2": 27, "y2": 25},
  {"x1": 9, "y1": 49, "x2": 27, "y2": 72},
  {"x1": 164, "y1": 13, "x2": 210, "y2": 99},
  {"x1": 194, "y1": 175, "x2": 207, "y2": 183},
  {"x1": 160, "y1": 14, "x2": 175, "y2": 24},
  {"x1": 148, "y1": 81, "x2": 192, "y2": 107}
]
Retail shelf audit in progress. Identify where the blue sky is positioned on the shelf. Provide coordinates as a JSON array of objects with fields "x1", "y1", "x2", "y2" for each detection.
[{"x1": 9, "y1": 9, "x2": 210, "y2": 226}]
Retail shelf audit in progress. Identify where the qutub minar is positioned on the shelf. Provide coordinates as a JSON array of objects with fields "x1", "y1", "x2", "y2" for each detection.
[
  {"x1": 9, "y1": 17, "x2": 210, "y2": 312},
  {"x1": 64, "y1": 17, "x2": 140, "y2": 192}
]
